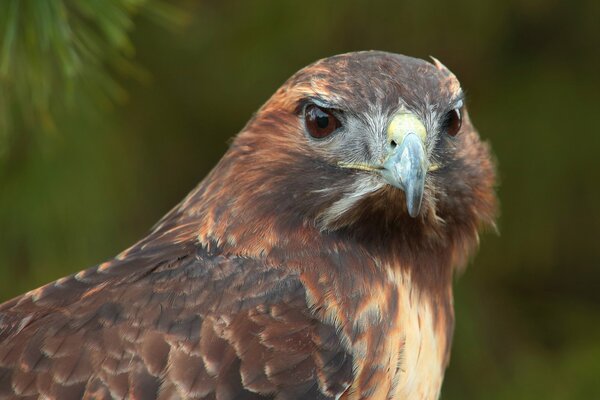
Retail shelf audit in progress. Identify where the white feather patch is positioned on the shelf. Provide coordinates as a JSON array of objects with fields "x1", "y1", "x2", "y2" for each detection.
[{"x1": 316, "y1": 175, "x2": 383, "y2": 230}]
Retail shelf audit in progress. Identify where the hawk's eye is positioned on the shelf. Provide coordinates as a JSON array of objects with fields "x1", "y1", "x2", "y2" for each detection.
[
  {"x1": 443, "y1": 107, "x2": 463, "y2": 137},
  {"x1": 305, "y1": 104, "x2": 341, "y2": 138}
]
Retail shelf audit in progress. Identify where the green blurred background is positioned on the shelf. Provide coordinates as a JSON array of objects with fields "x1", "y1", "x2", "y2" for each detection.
[{"x1": 1, "y1": 0, "x2": 599, "y2": 398}]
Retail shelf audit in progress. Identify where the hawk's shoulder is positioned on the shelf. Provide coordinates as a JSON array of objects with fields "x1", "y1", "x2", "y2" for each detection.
[{"x1": 0, "y1": 242, "x2": 353, "y2": 399}]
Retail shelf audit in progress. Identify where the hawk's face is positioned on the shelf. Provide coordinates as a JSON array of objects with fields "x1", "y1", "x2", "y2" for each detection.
[{"x1": 230, "y1": 51, "x2": 495, "y2": 247}]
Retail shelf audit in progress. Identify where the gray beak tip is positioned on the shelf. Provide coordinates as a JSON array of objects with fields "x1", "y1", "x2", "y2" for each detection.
[
  {"x1": 405, "y1": 187, "x2": 422, "y2": 218},
  {"x1": 382, "y1": 133, "x2": 427, "y2": 218}
]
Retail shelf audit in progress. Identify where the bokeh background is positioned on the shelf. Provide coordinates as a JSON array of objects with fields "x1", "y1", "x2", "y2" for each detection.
[{"x1": 1, "y1": 0, "x2": 599, "y2": 398}]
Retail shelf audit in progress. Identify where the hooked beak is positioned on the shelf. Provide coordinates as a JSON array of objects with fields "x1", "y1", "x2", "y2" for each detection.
[{"x1": 381, "y1": 113, "x2": 428, "y2": 217}]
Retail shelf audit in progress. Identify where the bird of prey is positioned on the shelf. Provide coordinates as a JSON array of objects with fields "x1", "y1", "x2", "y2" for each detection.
[{"x1": 0, "y1": 51, "x2": 497, "y2": 400}]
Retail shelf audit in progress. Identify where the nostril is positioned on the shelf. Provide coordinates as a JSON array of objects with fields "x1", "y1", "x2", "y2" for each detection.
[{"x1": 390, "y1": 140, "x2": 397, "y2": 149}]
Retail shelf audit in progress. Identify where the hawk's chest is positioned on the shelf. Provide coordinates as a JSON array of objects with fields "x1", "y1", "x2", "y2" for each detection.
[
  {"x1": 380, "y1": 270, "x2": 453, "y2": 400},
  {"x1": 304, "y1": 266, "x2": 454, "y2": 400}
]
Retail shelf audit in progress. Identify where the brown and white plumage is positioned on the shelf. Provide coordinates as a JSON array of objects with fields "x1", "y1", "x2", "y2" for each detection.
[{"x1": 0, "y1": 51, "x2": 497, "y2": 399}]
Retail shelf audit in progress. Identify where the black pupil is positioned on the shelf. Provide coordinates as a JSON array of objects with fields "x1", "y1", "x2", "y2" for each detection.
[
  {"x1": 450, "y1": 113, "x2": 458, "y2": 127},
  {"x1": 305, "y1": 104, "x2": 339, "y2": 138},
  {"x1": 445, "y1": 108, "x2": 462, "y2": 136},
  {"x1": 316, "y1": 112, "x2": 329, "y2": 129}
]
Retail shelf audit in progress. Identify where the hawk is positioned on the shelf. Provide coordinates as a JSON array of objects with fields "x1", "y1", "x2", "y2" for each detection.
[{"x1": 0, "y1": 51, "x2": 497, "y2": 400}]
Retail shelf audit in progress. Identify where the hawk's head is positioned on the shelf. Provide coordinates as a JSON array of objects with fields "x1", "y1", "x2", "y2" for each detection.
[{"x1": 186, "y1": 51, "x2": 496, "y2": 260}]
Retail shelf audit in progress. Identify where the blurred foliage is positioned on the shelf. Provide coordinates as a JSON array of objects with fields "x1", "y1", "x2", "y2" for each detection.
[
  {"x1": 0, "y1": 0, "x2": 599, "y2": 398},
  {"x1": 0, "y1": 0, "x2": 185, "y2": 158}
]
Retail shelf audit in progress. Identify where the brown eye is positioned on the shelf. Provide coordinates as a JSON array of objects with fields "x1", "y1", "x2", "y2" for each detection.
[
  {"x1": 444, "y1": 107, "x2": 463, "y2": 137},
  {"x1": 305, "y1": 104, "x2": 341, "y2": 138}
]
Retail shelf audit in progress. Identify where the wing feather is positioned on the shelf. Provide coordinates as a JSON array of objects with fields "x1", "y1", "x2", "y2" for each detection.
[{"x1": 0, "y1": 245, "x2": 353, "y2": 399}]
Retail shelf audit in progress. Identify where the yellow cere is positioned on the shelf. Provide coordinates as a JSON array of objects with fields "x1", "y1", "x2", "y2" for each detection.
[{"x1": 387, "y1": 113, "x2": 428, "y2": 144}]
